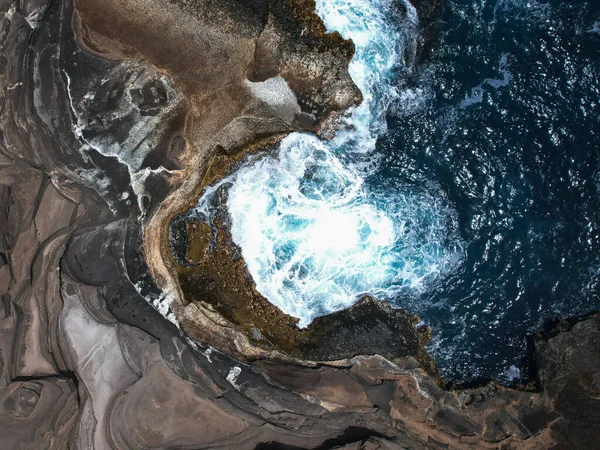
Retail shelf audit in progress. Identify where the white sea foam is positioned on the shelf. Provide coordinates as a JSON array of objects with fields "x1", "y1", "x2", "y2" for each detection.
[{"x1": 195, "y1": 0, "x2": 463, "y2": 327}]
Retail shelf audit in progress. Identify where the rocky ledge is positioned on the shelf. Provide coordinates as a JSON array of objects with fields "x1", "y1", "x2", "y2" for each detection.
[{"x1": 0, "y1": 0, "x2": 598, "y2": 448}]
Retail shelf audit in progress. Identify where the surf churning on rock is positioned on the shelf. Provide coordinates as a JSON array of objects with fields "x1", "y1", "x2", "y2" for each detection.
[{"x1": 195, "y1": 0, "x2": 463, "y2": 328}]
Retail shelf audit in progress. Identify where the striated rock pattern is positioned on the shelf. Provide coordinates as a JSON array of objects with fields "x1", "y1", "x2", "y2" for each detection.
[{"x1": 0, "y1": 0, "x2": 598, "y2": 449}]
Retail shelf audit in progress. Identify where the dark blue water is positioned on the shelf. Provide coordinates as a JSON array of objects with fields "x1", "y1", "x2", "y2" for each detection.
[
  {"x1": 195, "y1": 0, "x2": 600, "y2": 384},
  {"x1": 378, "y1": 0, "x2": 600, "y2": 383}
]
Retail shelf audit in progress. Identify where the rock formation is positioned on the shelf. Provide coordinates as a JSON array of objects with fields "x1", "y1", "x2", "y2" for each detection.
[{"x1": 0, "y1": 0, "x2": 598, "y2": 449}]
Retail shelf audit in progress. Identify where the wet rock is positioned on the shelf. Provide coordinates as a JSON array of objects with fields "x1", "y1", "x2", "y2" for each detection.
[{"x1": 130, "y1": 79, "x2": 169, "y2": 116}]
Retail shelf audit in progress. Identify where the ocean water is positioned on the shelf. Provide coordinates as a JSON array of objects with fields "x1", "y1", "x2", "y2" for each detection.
[{"x1": 195, "y1": 0, "x2": 600, "y2": 383}]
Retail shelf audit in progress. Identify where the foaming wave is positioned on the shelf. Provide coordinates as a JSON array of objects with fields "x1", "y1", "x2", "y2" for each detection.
[
  {"x1": 195, "y1": 0, "x2": 463, "y2": 327},
  {"x1": 316, "y1": 0, "x2": 419, "y2": 159}
]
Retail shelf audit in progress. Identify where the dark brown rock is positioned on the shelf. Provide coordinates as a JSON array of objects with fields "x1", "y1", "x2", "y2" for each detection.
[{"x1": 534, "y1": 316, "x2": 600, "y2": 449}]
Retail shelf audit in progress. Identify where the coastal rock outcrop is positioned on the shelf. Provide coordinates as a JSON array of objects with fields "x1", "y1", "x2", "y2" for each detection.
[{"x1": 0, "y1": 0, "x2": 598, "y2": 449}]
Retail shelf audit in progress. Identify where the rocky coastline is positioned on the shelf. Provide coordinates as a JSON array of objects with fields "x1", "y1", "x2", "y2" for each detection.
[{"x1": 0, "y1": 0, "x2": 598, "y2": 448}]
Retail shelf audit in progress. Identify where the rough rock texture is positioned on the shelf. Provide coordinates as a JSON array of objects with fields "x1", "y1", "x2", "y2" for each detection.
[
  {"x1": 172, "y1": 191, "x2": 439, "y2": 370},
  {"x1": 0, "y1": 0, "x2": 598, "y2": 449},
  {"x1": 534, "y1": 318, "x2": 600, "y2": 450}
]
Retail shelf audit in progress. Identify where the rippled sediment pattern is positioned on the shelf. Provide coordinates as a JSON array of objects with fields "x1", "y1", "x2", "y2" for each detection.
[{"x1": 195, "y1": 0, "x2": 600, "y2": 383}]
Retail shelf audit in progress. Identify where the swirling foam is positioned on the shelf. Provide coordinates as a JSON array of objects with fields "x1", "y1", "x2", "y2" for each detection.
[{"x1": 196, "y1": 0, "x2": 463, "y2": 327}]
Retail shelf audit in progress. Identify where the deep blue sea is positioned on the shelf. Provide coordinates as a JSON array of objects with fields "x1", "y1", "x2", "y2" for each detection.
[
  {"x1": 380, "y1": 0, "x2": 600, "y2": 383},
  {"x1": 195, "y1": 0, "x2": 600, "y2": 384}
]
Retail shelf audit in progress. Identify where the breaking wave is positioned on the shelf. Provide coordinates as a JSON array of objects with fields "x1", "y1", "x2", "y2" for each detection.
[{"x1": 195, "y1": 0, "x2": 463, "y2": 327}]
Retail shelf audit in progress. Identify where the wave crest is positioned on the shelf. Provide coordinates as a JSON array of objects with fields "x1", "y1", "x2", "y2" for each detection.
[{"x1": 196, "y1": 0, "x2": 463, "y2": 327}]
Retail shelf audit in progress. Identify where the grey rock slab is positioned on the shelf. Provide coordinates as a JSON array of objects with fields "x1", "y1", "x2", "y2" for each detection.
[
  {"x1": 34, "y1": 181, "x2": 77, "y2": 243},
  {"x1": 60, "y1": 273, "x2": 140, "y2": 450}
]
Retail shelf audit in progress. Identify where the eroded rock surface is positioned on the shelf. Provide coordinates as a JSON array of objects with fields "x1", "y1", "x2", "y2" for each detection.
[{"x1": 0, "y1": 0, "x2": 598, "y2": 449}]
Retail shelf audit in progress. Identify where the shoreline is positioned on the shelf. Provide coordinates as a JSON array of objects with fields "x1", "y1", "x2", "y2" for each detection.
[{"x1": 0, "y1": 0, "x2": 597, "y2": 447}]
